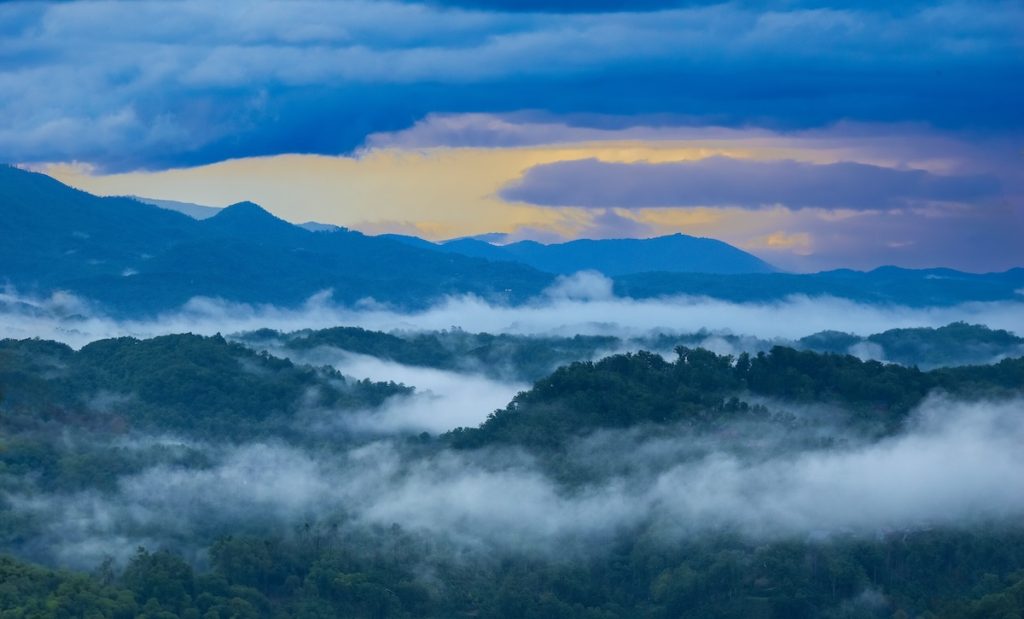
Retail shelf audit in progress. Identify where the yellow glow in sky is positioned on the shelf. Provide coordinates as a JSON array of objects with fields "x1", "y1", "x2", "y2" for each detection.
[{"x1": 45, "y1": 140, "x2": 841, "y2": 249}]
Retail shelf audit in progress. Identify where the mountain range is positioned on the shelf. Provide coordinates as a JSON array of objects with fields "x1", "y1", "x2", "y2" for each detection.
[
  {"x1": 0, "y1": 166, "x2": 548, "y2": 314},
  {"x1": 135, "y1": 194, "x2": 776, "y2": 275},
  {"x1": 382, "y1": 233, "x2": 776, "y2": 276},
  {"x1": 2, "y1": 164, "x2": 1022, "y2": 315}
]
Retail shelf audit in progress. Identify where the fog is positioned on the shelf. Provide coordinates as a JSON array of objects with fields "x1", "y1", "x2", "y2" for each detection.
[
  {"x1": 2, "y1": 275, "x2": 1023, "y2": 350},
  {"x1": 298, "y1": 348, "x2": 527, "y2": 433},
  {"x1": 4, "y1": 276, "x2": 1024, "y2": 571},
  {"x1": 9, "y1": 397, "x2": 1024, "y2": 568}
]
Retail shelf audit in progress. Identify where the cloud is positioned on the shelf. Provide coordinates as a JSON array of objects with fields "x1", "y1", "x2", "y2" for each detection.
[
  {"x1": 408, "y1": 0, "x2": 701, "y2": 13},
  {"x1": 643, "y1": 397, "x2": 1024, "y2": 537},
  {"x1": 362, "y1": 112, "x2": 775, "y2": 149},
  {"x1": 543, "y1": 271, "x2": 616, "y2": 301},
  {"x1": 2, "y1": 1, "x2": 1022, "y2": 169},
  {"x1": 11, "y1": 396, "x2": 1024, "y2": 568},
  {"x1": 500, "y1": 156, "x2": 1001, "y2": 210},
  {"x1": 291, "y1": 349, "x2": 527, "y2": 434},
  {"x1": 3, "y1": 279, "x2": 1024, "y2": 349},
  {"x1": 45, "y1": 120, "x2": 1022, "y2": 271}
]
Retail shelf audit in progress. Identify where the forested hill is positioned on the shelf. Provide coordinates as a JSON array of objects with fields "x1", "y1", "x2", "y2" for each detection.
[
  {"x1": 800, "y1": 321, "x2": 1024, "y2": 368},
  {"x1": 241, "y1": 326, "x2": 622, "y2": 381},
  {"x1": 447, "y1": 347, "x2": 1024, "y2": 450},
  {"x1": 243, "y1": 321, "x2": 1024, "y2": 382},
  {"x1": 3, "y1": 531, "x2": 1024, "y2": 619},
  {"x1": 3, "y1": 335, "x2": 1024, "y2": 617},
  {"x1": 0, "y1": 334, "x2": 407, "y2": 439},
  {"x1": 5, "y1": 331, "x2": 1021, "y2": 452}
]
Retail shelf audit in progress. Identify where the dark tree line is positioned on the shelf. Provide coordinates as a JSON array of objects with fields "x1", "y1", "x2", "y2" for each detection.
[
  {"x1": 447, "y1": 346, "x2": 1024, "y2": 450},
  {"x1": 3, "y1": 527, "x2": 1024, "y2": 618},
  {"x1": 2, "y1": 333, "x2": 1024, "y2": 618}
]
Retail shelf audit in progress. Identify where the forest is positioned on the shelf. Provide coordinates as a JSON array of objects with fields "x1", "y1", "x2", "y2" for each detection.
[
  {"x1": 240, "y1": 321, "x2": 1024, "y2": 382},
  {"x1": 2, "y1": 332, "x2": 1024, "y2": 618}
]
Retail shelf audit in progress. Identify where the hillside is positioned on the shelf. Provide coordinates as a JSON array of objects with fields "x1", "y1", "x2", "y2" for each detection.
[
  {"x1": 446, "y1": 346, "x2": 1024, "y2": 450},
  {"x1": 3, "y1": 336, "x2": 1024, "y2": 617}
]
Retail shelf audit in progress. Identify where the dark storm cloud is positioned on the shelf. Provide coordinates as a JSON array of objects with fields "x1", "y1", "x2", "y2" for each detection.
[
  {"x1": 0, "y1": 0, "x2": 1022, "y2": 170},
  {"x1": 410, "y1": 0, "x2": 700, "y2": 12},
  {"x1": 408, "y1": 1, "x2": 958, "y2": 13},
  {"x1": 499, "y1": 157, "x2": 1001, "y2": 210}
]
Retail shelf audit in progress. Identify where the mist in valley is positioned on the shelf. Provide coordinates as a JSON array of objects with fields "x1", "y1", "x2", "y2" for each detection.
[
  {"x1": 4, "y1": 273, "x2": 1024, "y2": 350},
  {"x1": 3, "y1": 275, "x2": 1024, "y2": 617},
  {"x1": 6, "y1": 395, "x2": 1024, "y2": 572}
]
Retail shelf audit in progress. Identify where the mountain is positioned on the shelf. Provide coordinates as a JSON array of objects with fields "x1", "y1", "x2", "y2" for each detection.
[
  {"x1": 376, "y1": 233, "x2": 442, "y2": 251},
  {"x1": 385, "y1": 233, "x2": 777, "y2": 275},
  {"x1": 299, "y1": 221, "x2": 343, "y2": 232},
  {"x1": 614, "y1": 267, "x2": 1024, "y2": 307},
  {"x1": 799, "y1": 322, "x2": 1024, "y2": 368},
  {"x1": 134, "y1": 196, "x2": 343, "y2": 233},
  {"x1": 133, "y1": 196, "x2": 223, "y2": 220},
  {"x1": 2, "y1": 165, "x2": 1022, "y2": 315},
  {"x1": 0, "y1": 165, "x2": 553, "y2": 315},
  {"x1": 201, "y1": 200, "x2": 310, "y2": 243}
]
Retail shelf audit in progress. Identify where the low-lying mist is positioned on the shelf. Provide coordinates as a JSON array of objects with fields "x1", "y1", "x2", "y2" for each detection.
[
  {"x1": 298, "y1": 348, "x2": 527, "y2": 433},
  {"x1": 3, "y1": 273, "x2": 1023, "y2": 349},
  {"x1": 4, "y1": 275, "x2": 1024, "y2": 577},
  {"x1": 8, "y1": 396, "x2": 1023, "y2": 569}
]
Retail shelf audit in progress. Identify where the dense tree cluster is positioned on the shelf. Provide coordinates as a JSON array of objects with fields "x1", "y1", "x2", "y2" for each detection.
[
  {"x1": 448, "y1": 346, "x2": 1024, "y2": 449},
  {"x1": 0, "y1": 334, "x2": 408, "y2": 505},
  {"x1": 246, "y1": 326, "x2": 621, "y2": 382},
  {"x1": 800, "y1": 322, "x2": 1024, "y2": 368},
  {"x1": 0, "y1": 334, "x2": 408, "y2": 438},
  {"x1": 2, "y1": 528, "x2": 1024, "y2": 618},
  {"x1": 2, "y1": 332, "x2": 1024, "y2": 617},
  {"x1": 247, "y1": 322, "x2": 1024, "y2": 385}
]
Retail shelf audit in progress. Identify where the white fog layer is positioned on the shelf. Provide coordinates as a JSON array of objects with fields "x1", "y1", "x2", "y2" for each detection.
[
  {"x1": 9, "y1": 397, "x2": 1024, "y2": 567},
  {"x1": 2, "y1": 274, "x2": 1023, "y2": 349},
  {"x1": 302, "y1": 349, "x2": 527, "y2": 433}
]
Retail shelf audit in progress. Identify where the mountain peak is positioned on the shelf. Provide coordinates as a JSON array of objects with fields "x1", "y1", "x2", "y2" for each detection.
[
  {"x1": 202, "y1": 200, "x2": 308, "y2": 241},
  {"x1": 207, "y1": 201, "x2": 290, "y2": 227},
  {"x1": 216, "y1": 201, "x2": 275, "y2": 218}
]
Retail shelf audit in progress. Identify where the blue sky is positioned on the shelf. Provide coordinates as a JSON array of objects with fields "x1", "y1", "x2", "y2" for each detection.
[{"x1": 2, "y1": 0, "x2": 1022, "y2": 270}]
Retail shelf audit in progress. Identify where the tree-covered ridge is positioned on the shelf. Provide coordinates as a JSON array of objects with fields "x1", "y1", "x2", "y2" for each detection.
[
  {"x1": 2, "y1": 334, "x2": 1024, "y2": 617},
  {"x1": 245, "y1": 326, "x2": 621, "y2": 381},
  {"x1": 0, "y1": 334, "x2": 408, "y2": 438},
  {"x1": 0, "y1": 334, "x2": 410, "y2": 501},
  {"x1": 448, "y1": 346, "x2": 1024, "y2": 450},
  {"x1": 800, "y1": 321, "x2": 1024, "y2": 368},
  {"x1": 3, "y1": 529, "x2": 1024, "y2": 618},
  {"x1": 244, "y1": 322, "x2": 1024, "y2": 384}
]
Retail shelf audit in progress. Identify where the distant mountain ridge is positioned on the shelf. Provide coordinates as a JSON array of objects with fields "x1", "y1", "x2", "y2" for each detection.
[
  {"x1": 133, "y1": 196, "x2": 223, "y2": 220},
  {"x1": 0, "y1": 165, "x2": 552, "y2": 314},
  {"x1": 135, "y1": 195, "x2": 344, "y2": 233},
  {"x1": 2, "y1": 165, "x2": 1023, "y2": 315},
  {"x1": 382, "y1": 233, "x2": 777, "y2": 275}
]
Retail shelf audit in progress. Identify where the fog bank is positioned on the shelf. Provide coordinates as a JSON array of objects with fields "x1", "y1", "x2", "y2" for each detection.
[
  {"x1": 2, "y1": 276, "x2": 1023, "y2": 349},
  {"x1": 9, "y1": 397, "x2": 1024, "y2": 568},
  {"x1": 302, "y1": 349, "x2": 527, "y2": 433}
]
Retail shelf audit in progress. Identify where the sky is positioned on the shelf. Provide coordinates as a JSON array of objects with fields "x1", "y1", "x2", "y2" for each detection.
[{"x1": 2, "y1": 0, "x2": 1023, "y2": 272}]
